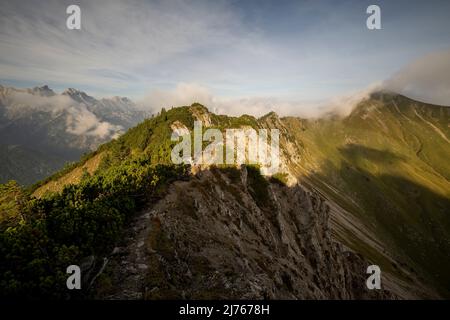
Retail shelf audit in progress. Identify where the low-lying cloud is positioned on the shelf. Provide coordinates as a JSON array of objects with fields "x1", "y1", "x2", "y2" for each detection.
[
  {"x1": 1, "y1": 88, "x2": 123, "y2": 139},
  {"x1": 139, "y1": 82, "x2": 379, "y2": 118},
  {"x1": 65, "y1": 104, "x2": 123, "y2": 139},
  {"x1": 383, "y1": 49, "x2": 450, "y2": 106},
  {"x1": 140, "y1": 83, "x2": 214, "y2": 114},
  {"x1": 5, "y1": 90, "x2": 74, "y2": 113}
]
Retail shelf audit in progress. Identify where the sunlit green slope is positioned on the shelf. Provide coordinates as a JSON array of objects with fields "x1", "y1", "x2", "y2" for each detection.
[{"x1": 283, "y1": 92, "x2": 450, "y2": 296}]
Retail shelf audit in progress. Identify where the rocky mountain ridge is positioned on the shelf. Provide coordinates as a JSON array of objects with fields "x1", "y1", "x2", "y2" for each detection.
[{"x1": 1, "y1": 91, "x2": 448, "y2": 299}]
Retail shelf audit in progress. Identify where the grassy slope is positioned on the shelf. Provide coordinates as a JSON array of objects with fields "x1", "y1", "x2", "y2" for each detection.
[
  {"x1": 0, "y1": 181, "x2": 24, "y2": 229},
  {"x1": 29, "y1": 104, "x2": 260, "y2": 198},
  {"x1": 283, "y1": 93, "x2": 450, "y2": 296}
]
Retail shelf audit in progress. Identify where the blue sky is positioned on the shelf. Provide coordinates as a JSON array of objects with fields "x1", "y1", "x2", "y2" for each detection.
[{"x1": 1, "y1": 0, "x2": 450, "y2": 114}]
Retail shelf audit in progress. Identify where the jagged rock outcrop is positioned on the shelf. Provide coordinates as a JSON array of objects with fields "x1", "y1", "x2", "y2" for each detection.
[{"x1": 94, "y1": 166, "x2": 396, "y2": 299}]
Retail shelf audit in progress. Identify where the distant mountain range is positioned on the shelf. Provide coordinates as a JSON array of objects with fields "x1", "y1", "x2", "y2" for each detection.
[{"x1": 0, "y1": 85, "x2": 149, "y2": 185}]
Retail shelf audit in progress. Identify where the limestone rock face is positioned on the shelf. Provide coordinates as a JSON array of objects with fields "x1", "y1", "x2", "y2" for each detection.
[{"x1": 95, "y1": 167, "x2": 396, "y2": 299}]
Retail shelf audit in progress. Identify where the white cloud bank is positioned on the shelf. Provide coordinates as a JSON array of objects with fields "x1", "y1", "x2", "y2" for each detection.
[
  {"x1": 65, "y1": 104, "x2": 123, "y2": 139},
  {"x1": 139, "y1": 82, "x2": 381, "y2": 118}
]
